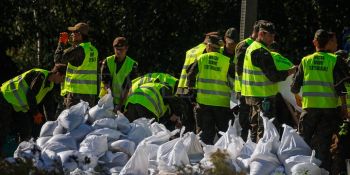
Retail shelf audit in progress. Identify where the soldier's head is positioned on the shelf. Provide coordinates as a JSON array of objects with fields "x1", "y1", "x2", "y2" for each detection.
[
  {"x1": 113, "y1": 37, "x2": 129, "y2": 60},
  {"x1": 251, "y1": 20, "x2": 267, "y2": 40},
  {"x1": 313, "y1": 29, "x2": 337, "y2": 52},
  {"x1": 205, "y1": 35, "x2": 224, "y2": 52},
  {"x1": 224, "y1": 27, "x2": 238, "y2": 52},
  {"x1": 50, "y1": 64, "x2": 67, "y2": 84},
  {"x1": 68, "y1": 22, "x2": 89, "y2": 45},
  {"x1": 256, "y1": 20, "x2": 276, "y2": 46}
]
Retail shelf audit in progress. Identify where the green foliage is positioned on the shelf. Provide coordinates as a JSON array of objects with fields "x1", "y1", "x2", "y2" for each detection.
[{"x1": 0, "y1": 157, "x2": 63, "y2": 175}]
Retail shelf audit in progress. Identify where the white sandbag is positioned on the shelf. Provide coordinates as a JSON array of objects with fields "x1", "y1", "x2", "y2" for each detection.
[
  {"x1": 278, "y1": 75, "x2": 302, "y2": 112},
  {"x1": 78, "y1": 153, "x2": 98, "y2": 171},
  {"x1": 109, "y1": 139, "x2": 135, "y2": 156},
  {"x1": 14, "y1": 140, "x2": 41, "y2": 160},
  {"x1": 236, "y1": 131, "x2": 257, "y2": 172},
  {"x1": 58, "y1": 101, "x2": 89, "y2": 131},
  {"x1": 53, "y1": 124, "x2": 67, "y2": 135},
  {"x1": 40, "y1": 121, "x2": 58, "y2": 137},
  {"x1": 160, "y1": 139, "x2": 190, "y2": 173},
  {"x1": 250, "y1": 158, "x2": 281, "y2": 175},
  {"x1": 66, "y1": 124, "x2": 93, "y2": 142},
  {"x1": 70, "y1": 168, "x2": 87, "y2": 175},
  {"x1": 156, "y1": 138, "x2": 180, "y2": 167},
  {"x1": 115, "y1": 112, "x2": 131, "y2": 134},
  {"x1": 40, "y1": 149, "x2": 62, "y2": 172},
  {"x1": 101, "y1": 151, "x2": 129, "y2": 168},
  {"x1": 127, "y1": 123, "x2": 152, "y2": 146},
  {"x1": 46, "y1": 134, "x2": 77, "y2": 150},
  {"x1": 278, "y1": 124, "x2": 311, "y2": 164},
  {"x1": 98, "y1": 90, "x2": 114, "y2": 109},
  {"x1": 227, "y1": 136, "x2": 245, "y2": 159},
  {"x1": 92, "y1": 118, "x2": 118, "y2": 130},
  {"x1": 36, "y1": 136, "x2": 51, "y2": 148},
  {"x1": 291, "y1": 162, "x2": 321, "y2": 175},
  {"x1": 79, "y1": 135, "x2": 108, "y2": 158},
  {"x1": 215, "y1": 116, "x2": 242, "y2": 149},
  {"x1": 142, "y1": 129, "x2": 179, "y2": 145},
  {"x1": 58, "y1": 150, "x2": 82, "y2": 172},
  {"x1": 285, "y1": 150, "x2": 321, "y2": 175},
  {"x1": 88, "y1": 104, "x2": 115, "y2": 123},
  {"x1": 119, "y1": 142, "x2": 149, "y2": 175},
  {"x1": 87, "y1": 128, "x2": 122, "y2": 141},
  {"x1": 88, "y1": 92, "x2": 115, "y2": 123},
  {"x1": 182, "y1": 132, "x2": 204, "y2": 162},
  {"x1": 42, "y1": 142, "x2": 71, "y2": 154},
  {"x1": 250, "y1": 115, "x2": 281, "y2": 175},
  {"x1": 149, "y1": 121, "x2": 168, "y2": 135}
]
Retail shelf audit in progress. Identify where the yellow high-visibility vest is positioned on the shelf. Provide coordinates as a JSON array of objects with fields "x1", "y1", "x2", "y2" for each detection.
[
  {"x1": 1, "y1": 69, "x2": 54, "y2": 112},
  {"x1": 62, "y1": 42, "x2": 98, "y2": 95}
]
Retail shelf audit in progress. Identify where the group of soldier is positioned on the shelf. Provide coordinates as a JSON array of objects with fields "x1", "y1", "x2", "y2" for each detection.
[{"x1": 0, "y1": 20, "x2": 350, "y2": 174}]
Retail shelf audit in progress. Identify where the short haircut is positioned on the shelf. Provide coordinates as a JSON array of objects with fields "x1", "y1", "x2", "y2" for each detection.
[{"x1": 314, "y1": 29, "x2": 335, "y2": 48}]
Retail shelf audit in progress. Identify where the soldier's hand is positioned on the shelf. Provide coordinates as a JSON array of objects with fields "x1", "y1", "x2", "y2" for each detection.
[
  {"x1": 288, "y1": 65, "x2": 298, "y2": 75},
  {"x1": 33, "y1": 112, "x2": 44, "y2": 125},
  {"x1": 294, "y1": 94, "x2": 302, "y2": 107}
]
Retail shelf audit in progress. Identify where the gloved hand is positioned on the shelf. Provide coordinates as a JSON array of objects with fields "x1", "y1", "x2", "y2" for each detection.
[
  {"x1": 33, "y1": 112, "x2": 44, "y2": 125},
  {"x1": 59, "y1": 32, "x2": 69, "y2": 45}
]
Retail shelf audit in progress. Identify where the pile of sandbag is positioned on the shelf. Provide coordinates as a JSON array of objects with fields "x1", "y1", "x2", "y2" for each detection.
[{"x1": 9, "y1": 93, "x2": 329, "y2": 175}]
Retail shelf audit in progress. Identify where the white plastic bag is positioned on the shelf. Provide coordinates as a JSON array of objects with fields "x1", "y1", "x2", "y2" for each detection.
[
  {"x1": 115, "y1": 112, "x2": 132, "y2": 134},
  {"x1": 285, "y1": 150, "x2": 322, "y2": 175},
  {"x1": 278, "y1": 124, "x2": 311, "y2": 168},
  {"x1": 109, "y1": 139, "x2": 135, "y2": 156},
  {"x1": 101, "y1": 151, "x2": 129, "y2": 168},
  {"x1": 53, "y1": 124, "x2": 67, "y2": 135},
  {"x1": 250, "y1": 115, "x2": 281, "y2": 175},
  {"x1": 88, "y1": 92, "x2": 114, "y2": 123},
  {"x1": 58, "y1": 101, "x2": 89, "y2": 131},
  {"x1": 127, "y1": 123, "x2": 152, "y2": 145},
  {"x1": 79, "y1": 135, "x2": 108, "y2": 158},
  {"x1": 58, "y1": 150, "x2": 82, "y2": 172},
  {"x1": 182, "y1": 132, "x2": 204, "y2": 162},
  {"x1": 40, "y1": 121, "x2": 58, "y2": 137},
  {"x1": 236, "y1": 131, "x2": 257, "y2": 172},
  {"x1": 36, "y1": 136, "x2": 51, "y2": 148},
  {"x1": 92, "y1": 118, "x2": 118, "y2": 130},
  {"x1": 46, "y1": 134, "x2": 77, "y2": 150},
  {"x1": 87, "y1": 128, "x2": 123, "y2": 141},
  {"x1": 66, "y1": 124, "x2": 93, "y2": 142},
  {"x1": 119, "y1": 142, "x2": 149, "y2": 175}
]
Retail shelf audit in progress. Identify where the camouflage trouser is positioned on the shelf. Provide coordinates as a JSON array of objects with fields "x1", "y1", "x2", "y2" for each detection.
[
  {"x1": 237, "y1": 93, "x2": 250, "y2": 141},
  {"x1": 64, "y1": 93, "x2": 97, "y2": 108},
  {"x1": 298, "y1": 108, "x2": 338, "y2": 172},
  {"x1": 245, "y1": 96, "x2": 277, "y2": 143}
]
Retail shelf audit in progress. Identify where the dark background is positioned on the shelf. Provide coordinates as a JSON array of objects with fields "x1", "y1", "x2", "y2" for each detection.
[{"x1": 0, "y1": 0, "x2": 349, "y2": 82}]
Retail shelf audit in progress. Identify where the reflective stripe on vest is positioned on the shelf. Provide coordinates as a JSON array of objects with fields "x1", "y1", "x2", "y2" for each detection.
[
  {"x1": 126, "y1": 83, "x2": 167, "y2": 119},
  {"x1": 196, "y1": 52, "x2": 231, "y2": 107},
  {"x1": 178, "y1": 43, "x2": 206, "y2": 89},
  {"x1": 301, "y1": 52, "x2": 337, "y2": 108},
  {"x1": 62, "y1": 42, "x2": 98, "y2": 95},
  {"x1": 234, "y1": 38, "x2": 254, "y2": 93},
  {"x1": 100, "y1": 55, "x2": 137, "y2": 104},
  {"x1": 131, "y1": 73, "x2": 178, "y2": 94},
  {"x1": 241, "y1": 41, "x2": 278, "y2": 97},
  {"x1": 1, "y1": 69, "x2": 53, "y2": 112}
]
